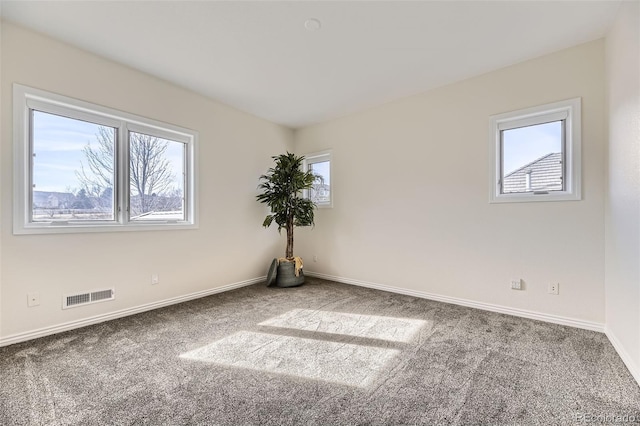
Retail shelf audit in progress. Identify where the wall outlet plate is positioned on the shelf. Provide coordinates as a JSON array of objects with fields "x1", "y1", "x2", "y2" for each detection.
[
  {"x1": 27, "y1": 292, "x2": 40, "y2": 307},
  {"x1": 511, "y1": 279, "x2": 522, "y2": 290},
  {"x1": 548, "y1": 283, "x2": 559, "y2": 295}
]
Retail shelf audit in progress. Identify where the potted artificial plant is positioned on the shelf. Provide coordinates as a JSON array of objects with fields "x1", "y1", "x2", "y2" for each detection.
[{"x1": 257, "y1": 152, "x2": 316, "y2": 287}]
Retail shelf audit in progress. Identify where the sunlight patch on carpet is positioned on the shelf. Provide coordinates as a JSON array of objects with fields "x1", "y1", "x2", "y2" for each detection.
[
  {"x1": 179, "y1": 331, "x2": 399, "y2": 387},
  {"x1": 258, "y1": 309, "x2": 427, "y2": 343}
]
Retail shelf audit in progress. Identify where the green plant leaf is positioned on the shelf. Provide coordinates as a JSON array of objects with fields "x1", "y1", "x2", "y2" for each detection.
[{"x1": 256, "y1": 152, "x2": 317, "y2": 256}]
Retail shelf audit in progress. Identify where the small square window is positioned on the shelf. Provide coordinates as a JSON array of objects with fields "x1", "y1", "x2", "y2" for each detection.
[
  {"x1": 490, "y1": 98, "x2": 581, "y2": 203},
  {"x1": 502, "y1": 121, "x2": 564, "y2": 194},
  {"x1": 303, "y1": 151, "x2": 332, "y2": 207}
]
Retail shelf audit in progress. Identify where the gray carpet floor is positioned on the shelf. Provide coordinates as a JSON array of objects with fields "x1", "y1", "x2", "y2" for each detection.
[{"x1": 1, "y1": 278, "x2": 639, "y2": 425}]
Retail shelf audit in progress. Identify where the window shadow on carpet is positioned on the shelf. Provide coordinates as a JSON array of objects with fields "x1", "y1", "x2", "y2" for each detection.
[{"x1": 180, "y1": 309, "x2": 428, "y2": 387}]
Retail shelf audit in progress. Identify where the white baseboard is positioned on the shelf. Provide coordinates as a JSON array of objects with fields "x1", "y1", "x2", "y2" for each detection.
[
  {"x1": 4, "y1": 271, "x2": 635, "y2": 387},
  {"x1": 305, "y1": 271, "x2": 605, "y2": 332},
  {"x1": 0, "y1": 276, "x2": 264, "y2": 348},
  {"x1": 605, "y1": 327, "x2": 640, "y2": 388},
  {"x1": 308, "y1": 271, "x2": 638, "y2": 387}
]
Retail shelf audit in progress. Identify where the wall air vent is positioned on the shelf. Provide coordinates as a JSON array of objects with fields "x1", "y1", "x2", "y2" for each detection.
[{"x1": 62, "y1": 288, "x2": 115, "y2": 309}]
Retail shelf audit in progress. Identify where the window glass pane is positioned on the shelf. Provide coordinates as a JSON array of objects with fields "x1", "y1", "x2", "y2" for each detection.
[
  {"x1": 309, "y1": 160, "x2": 330, "y2": 204},
  {"x1": 502, "y1": 121, "x2": 563, "y2": 194},
  {"x1": 31, "y1": 110, "x2": 115, "y2": 222},
  {"x1": 129, "y1": 131, "x2": 185, "y2": 221}
]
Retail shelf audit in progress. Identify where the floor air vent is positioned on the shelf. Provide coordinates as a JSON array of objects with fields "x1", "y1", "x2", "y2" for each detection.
[{"x1": 63, "y1": 288, "x2": 115, "y2": 309}]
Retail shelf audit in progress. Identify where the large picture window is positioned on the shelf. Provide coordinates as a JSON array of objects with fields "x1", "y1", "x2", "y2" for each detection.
[
  {"x1": 14, "y1": 84, "x2": 197, "y2": 234},
  {"x1": 490, "y1": 98, "x2": 581, "y2": 203}
]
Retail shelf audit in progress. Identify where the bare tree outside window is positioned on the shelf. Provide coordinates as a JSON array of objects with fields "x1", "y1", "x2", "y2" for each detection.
[
  {"x1": 75, "y1": 126, "x2": 116, "y2": 214},
  {"x1": 128, "y1": 131, "x2": 182, "y2": 218},
  {"x1": 17, "y1": 85, "x2": 196, "y2": 233},
  {"x1": 77, "y1": 128, "x2": 185, "y2": 219}
]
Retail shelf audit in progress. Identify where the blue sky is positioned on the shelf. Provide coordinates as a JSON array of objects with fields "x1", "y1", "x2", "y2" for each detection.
[
  {"x1": 32, "y1": 111, "x2": 184, "y2": 194},
  {"x1": 32, "y1": 111, "x2": 103, "y2": 193},
  {"x1": 502, "y1": 121, "x2": 561, "y2": 176},
  {"x1": 310, "y1": 160, "x2": 330, "y2": 185},
  {"x1": 33, "y1": 110, "x2": 553, "y2": 193}
]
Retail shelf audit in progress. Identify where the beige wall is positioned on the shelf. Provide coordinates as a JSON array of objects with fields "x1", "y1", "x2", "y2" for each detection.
[
  {"x1": 295, "y1": 40, "x2": 606, "y2": 325},
  {"x1": 0, "y1": 20, "x2": 620, "y2": 352},
  {"x1": 0, "y1": 22, "x2": 293, "y2": 341},
  {"x1": 605, "y1": 1, "x2": 640, "y2": 382}
]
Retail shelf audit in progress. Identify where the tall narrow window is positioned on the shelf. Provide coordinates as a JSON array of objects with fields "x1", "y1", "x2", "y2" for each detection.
[
  {"x1": 490, "y1": 98, "x2": 581, "y2": 203},
  {"x1": 303, "y1": 151, "x2": 332, "y2": 207},
  {"x1": 14, "y1": 84, "x2": 198, "y2": 234}
]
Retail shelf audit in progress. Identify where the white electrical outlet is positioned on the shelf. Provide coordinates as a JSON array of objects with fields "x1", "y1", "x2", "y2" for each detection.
[
  {"x1": 313, "y1": 255, "x2": 318, "y2": 262},
  {"x1": 151, "y1": 274, "x2": 159, "y2": 285},
  {"x1": 548, "y1": 283, "x2": 559, "y2": 295},
  {"x1": 27, "y1": 292, "x2": 40, "y2": 307},
  {"x1": 511, "y1": 279, "x2": 522, "y2": 290}
]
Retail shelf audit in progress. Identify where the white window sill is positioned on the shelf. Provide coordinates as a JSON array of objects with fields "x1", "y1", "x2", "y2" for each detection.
[
  {"x1": 490, "y1": 191, "x2": 581, "y2": 204},
  {"x1": 14, "y1": 222, "x2": 198, "y2": 235}
]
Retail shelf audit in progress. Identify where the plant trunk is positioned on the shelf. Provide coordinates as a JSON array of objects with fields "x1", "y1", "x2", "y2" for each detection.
[{"x1": 286, "y1": 217, "x2": 294, "y2": 259}]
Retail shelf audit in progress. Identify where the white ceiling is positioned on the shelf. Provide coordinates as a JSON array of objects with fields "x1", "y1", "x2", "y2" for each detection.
[{"x1": 1, "y1": 1, "x2": 621, "y2": 128}]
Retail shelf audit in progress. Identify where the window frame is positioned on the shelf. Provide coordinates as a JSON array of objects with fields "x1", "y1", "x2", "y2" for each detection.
[
  {"x1": 13, "y1": 84, "x2": 198, "y2": 234},
  {"x1": 489, "y1": 98, "x2": 581, "y2": 203},
  {"x1": 303, "y1": 150, "x2": 333, "y2": 208}
]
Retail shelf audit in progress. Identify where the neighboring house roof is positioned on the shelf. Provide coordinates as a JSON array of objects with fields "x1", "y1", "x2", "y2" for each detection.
[{"x1": 503, "y1": 152, "x2": 563, "y2": 193}]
